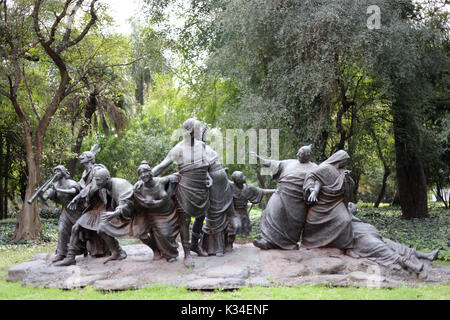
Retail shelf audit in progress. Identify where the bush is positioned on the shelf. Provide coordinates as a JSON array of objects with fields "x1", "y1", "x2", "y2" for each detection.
[
  {"x1": 0, "y1": 218, "x2": 58, "y2": 247},
  {"x1": 39, "y1": 208, "x2": 61, "y2": 219},
  {"x1": 355, "y1": 207, "x2": 450, "y2": 261}
]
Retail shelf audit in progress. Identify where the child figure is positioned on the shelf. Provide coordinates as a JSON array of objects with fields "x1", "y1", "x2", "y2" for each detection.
[{"x1": 229, "y1": 171, "x2": 276, "y2": 237}]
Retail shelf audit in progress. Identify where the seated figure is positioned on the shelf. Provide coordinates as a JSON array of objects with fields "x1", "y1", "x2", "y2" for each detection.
[{"x1": 346, "y1": 202, "x2": 440, "y2": 274}]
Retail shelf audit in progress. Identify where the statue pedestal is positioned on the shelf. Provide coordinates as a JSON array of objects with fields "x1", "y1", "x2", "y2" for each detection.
[{"x1": 6, "y1": 243, "x2": 450, "y2": 290}]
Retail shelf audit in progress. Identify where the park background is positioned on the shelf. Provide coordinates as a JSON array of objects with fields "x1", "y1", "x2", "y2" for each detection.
[{"x1": 0, "y1": 0, "x2": 449, "y2": 299}]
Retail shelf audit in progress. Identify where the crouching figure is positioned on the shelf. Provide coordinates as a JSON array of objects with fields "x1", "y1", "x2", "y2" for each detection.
[{"x1": 102, "y1": 161, "x2": 182, "y2": 263}]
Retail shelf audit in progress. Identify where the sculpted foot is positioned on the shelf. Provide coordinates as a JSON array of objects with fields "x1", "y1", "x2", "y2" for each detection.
[
  {"x1": 54, "y1": 257, "x2": 76, "y2": 267},
  {"x1": 167, "y1": 257, "x2": 177, "y2": 263},
  {"x1": 190, "y1": 244, "x2": 208, "y2": 257},
  {"x1": 403, "y1": 258, "x2": 424, "y2": 274},
  {"x1": 426, "y1": 249, "x2": 440, "y2": 261},
  {"x1": 103, "y1": 250, "x2": 127, "y2": 264},
  {"x1": 253, "y1": 239, "x2": 272, "y2": 250},
  {"x1": 416, "y1": 248, "x2": 440, "y2": 261},
  {"x1": 52, "y1": 254, "x2": 66, "y2": 263}
]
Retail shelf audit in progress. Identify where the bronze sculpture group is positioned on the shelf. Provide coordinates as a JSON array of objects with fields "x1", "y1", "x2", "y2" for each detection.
[{"x1": 37, "y1": 118, "x2": 439, "y2": 274}]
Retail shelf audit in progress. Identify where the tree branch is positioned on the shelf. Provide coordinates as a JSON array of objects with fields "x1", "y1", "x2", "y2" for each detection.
[
  {"x1": 22, "y1": 66, "x2": 41, "y2": 122},
  {"x1": 60, "y1": 0, "x2": 98, "y2": 52},
  {"x1": 47, "y1": 0, "x2": 72, "y2": 47},
  {"x1": 59, "y1": 0, "x2": 84, "y2": 49}
]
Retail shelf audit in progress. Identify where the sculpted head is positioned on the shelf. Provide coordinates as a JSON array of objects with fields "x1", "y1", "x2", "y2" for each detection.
[
  {"x1": 182, "y1": 118, "x2": 202, "y2": 140},
  {"x1": 53, "y1": 165, "x2": 70, "y2": 180},
  {"x1": 137, "y1": 160, "x2": 153, "y2": 183},
  {"x1": 79, "y1": 151, "x2": 95, "y2": 165},
  {"x1": 324, "y1": 150, "x2": 350, "y2": 168},
  {"x1": 231, "y1": 171, "x2": 246, "y2": 185},
  {"x1": 79, "y1": 144, "x2": 100, "y2": 166},
  {"x1": 94, "y1": 167, "x2": 111, "y2": 189},
  {"x1": 297, "y1": 144, "x2": 312, "y2": 163}
]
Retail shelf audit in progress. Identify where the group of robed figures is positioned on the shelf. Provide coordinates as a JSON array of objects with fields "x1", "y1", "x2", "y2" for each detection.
[{"x1": 38, "y1": 118, "x2": 439, "y2": 273}]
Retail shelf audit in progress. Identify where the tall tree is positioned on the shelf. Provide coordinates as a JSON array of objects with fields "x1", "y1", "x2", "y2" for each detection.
[
  {"x1": 363, "y1": 0, "x2": 448, "y2": 218},
  {"x1": 0, "y1": 0, "x2": 101, "y2": 240},
  {"x1": 202, "y1": 0, "x2": 448, "y2": 217}
]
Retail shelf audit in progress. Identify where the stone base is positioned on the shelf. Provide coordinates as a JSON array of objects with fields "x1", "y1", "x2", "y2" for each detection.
[{"x1": 6, "y1": 243, "x2": 450, "y2": 290}]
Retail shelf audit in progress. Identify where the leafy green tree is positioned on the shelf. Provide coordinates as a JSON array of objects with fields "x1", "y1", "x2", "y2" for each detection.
[
  {"x1": 62, "y1": 33, "x2": 133, "y2": 176},
  {"x1": 129, "y1": 21, "x2": 168, "y2": 105},
  {"x1": 0, "y1": 0, "x2": 105, "y2": 240},
  {"x1": 188, "y1": 0, "x2": 448, "y2": 217}
]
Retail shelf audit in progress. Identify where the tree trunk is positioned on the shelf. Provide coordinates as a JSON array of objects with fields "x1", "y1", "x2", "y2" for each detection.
[
  {"x1": 391, "y1": 190, "x2": 401, "y2": 206},
  {"x1": 13, "y1": 161, "x2": 41, "y2": 241},
  {"x1": 13, "y1": 134, "x2": 41, "y2": 241},
  {"x1": 135, "y1": 70, "x2": 145, "y2": 105},
  {"x1": 435, "y1": 183, "x2": 449, "y2": 209},
  {"x1": 3, "y1": 137, "x2": 9, "y2": 218},
  {"x1": 0, "y1": 131, "x2": 3, "y2": 220},
  {"x1": 68, "y1": 92, "x2": 97, "y2": 176},
  {"x1": 374, "y1": 166, "x2": 391, "y2": 208},
  {"x1": 392, "y1": 104, "x2": 428, "y2": 219},
  {"x1": 256, "y1": 170, "x2": 268, "y2": 209},
  {"x1": 350, "y1": 172, "x2": 360, "y2": 204}
]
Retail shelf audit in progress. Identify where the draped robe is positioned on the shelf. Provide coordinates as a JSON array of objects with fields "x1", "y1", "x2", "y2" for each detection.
[
  {"x1": 200, "y1": 162, "x2": 235, "y2": 255},
  {"x1": 260, "y1": 160, "x2": 317, "y2": 249},
  {"x1": 96, "y1": 176, "x2": 181, "y2": 260},
  {"x1": 302, "y1": 156, "x2": 354, "y2": 249}
]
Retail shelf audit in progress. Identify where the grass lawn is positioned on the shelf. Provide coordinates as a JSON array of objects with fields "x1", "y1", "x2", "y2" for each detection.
[{"x1": 0, "y1": 205, "x2": 449, "y2": 300}]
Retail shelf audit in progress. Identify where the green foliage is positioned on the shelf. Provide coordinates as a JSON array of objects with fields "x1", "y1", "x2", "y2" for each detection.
[
  {"x1": 355, "y1": 207, "x2": 450, "y2": 261},
  {"x1": 39, "y1": 208, "x2": 60, "y2": 220},
  {"x1": 0, "y1": 219, "x2": 58, "y2": 246},
  {"x1": 81, "y1": 110, "x2": 173, "y2": 182}
]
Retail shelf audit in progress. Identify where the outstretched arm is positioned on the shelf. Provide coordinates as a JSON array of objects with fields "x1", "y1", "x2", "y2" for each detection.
[
  {"x1": 250, "y1": 152, "x2": 273, "y2": 167},
  {"x1": 261, "y1": 188, "x2": 276, "y2": 195},
  {"x1": 152, "y1": 155, "x2": 174, "y2": 177}
]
